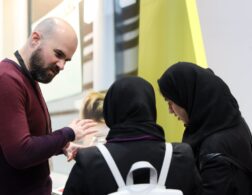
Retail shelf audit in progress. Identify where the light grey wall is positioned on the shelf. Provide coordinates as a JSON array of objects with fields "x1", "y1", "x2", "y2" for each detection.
[{"x1": 197, "y1": 0, "x2": 252, "y2": 130}]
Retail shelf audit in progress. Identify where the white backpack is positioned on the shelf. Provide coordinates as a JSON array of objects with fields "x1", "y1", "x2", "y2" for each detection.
[{"x1": 96, "y1": 143, "x2": 183, "y2": 195}]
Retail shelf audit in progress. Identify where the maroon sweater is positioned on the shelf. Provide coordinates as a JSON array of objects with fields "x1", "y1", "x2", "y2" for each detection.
[{"x1": 0, "y1": 59, "x2": 74, "y2": 195}]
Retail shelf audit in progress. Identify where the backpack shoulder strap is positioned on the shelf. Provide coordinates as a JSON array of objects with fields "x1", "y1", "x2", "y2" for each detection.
[
  {"x1": 96, "y1": 144, "x2": 125, "y2": 188},
  {"x1": 158, "y1": 143, "x2": 173, "y2": 186}
]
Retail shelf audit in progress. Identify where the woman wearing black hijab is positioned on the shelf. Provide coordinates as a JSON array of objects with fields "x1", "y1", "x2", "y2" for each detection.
[
  {"x1": 158, "y1": 62, "x2": 252, "y2": 195},
  {"x1": 63, "y1": 76, "x2": 201, "y2": 195}
]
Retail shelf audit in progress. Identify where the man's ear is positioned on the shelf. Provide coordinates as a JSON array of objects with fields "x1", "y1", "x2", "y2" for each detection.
[{"x1": 30, "y1": 31, "x2": 41, "y2": 47}]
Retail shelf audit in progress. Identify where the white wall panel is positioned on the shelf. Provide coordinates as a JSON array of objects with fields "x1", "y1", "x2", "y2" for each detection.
[{"x1": 197, "y1": 0, "x2": 252, "y2": 130}]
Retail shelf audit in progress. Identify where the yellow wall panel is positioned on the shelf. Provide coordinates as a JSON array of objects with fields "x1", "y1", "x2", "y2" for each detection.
[{"x1": 138, "y1": 0, "x2": 207, "y2": 141}]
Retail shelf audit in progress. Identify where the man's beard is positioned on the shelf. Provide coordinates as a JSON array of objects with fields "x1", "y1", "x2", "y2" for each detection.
[{"x1": 29, "y1": 48, "x2": 60, "y2": 83}]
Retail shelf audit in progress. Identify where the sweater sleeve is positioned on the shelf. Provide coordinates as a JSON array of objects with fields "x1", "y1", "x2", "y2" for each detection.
[{"x1": 0, "y1": 71, "x2": 74, "y2": 169}]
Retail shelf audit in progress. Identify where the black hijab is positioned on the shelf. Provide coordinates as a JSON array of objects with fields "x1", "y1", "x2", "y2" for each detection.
[
  {"x1": 104, "y1": 76, "x2": 165, "y2": 142},
  {"x1": 158, "y1": 62, "x2": 241, "y2": 154}
]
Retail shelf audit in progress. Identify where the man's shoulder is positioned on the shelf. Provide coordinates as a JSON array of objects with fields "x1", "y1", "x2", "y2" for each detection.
[{"x1": 0, "y1": 59, "x2": 22, "y2": 77}]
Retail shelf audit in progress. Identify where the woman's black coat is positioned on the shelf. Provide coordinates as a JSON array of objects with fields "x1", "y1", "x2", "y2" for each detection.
[{"x1": 158, "y1": 62, "x2": 252, "y2": 195}]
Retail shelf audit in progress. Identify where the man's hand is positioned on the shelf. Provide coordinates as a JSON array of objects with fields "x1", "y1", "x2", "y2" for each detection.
[
  {"x1": 68, "y1": 119, "x2": 98, "y2": 140},
  {"x1": 63, "y1": 142, "x2": 85, "y2": 161}
]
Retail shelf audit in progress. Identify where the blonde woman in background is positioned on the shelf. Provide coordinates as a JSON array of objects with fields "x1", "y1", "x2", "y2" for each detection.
[
  {"x1": 79, "y1": 91, "x2": 109, "y2": 147},
  {"x1": 64, "y1": 92, "x2": 109, "y2": 161}
]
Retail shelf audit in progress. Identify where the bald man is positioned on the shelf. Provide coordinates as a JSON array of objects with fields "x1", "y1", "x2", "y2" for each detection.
[{"x1": 0, "y1": 17, "x2": 95, "y2": 195}]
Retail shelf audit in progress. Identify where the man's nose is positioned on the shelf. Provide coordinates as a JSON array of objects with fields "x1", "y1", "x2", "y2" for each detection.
[{"x1": 56, "y1": 59, "x2": 66, "y2": 70}]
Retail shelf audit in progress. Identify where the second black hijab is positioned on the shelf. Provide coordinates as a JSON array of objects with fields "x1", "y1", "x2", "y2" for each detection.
[{"x1": 158, "y1": 62, "x2": 241, "y2": 154}]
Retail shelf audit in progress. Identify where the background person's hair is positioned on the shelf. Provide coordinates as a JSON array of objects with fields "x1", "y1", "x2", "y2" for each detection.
[{"x1": 80, "y1": 92, "x2": 105, "y2": 122}]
